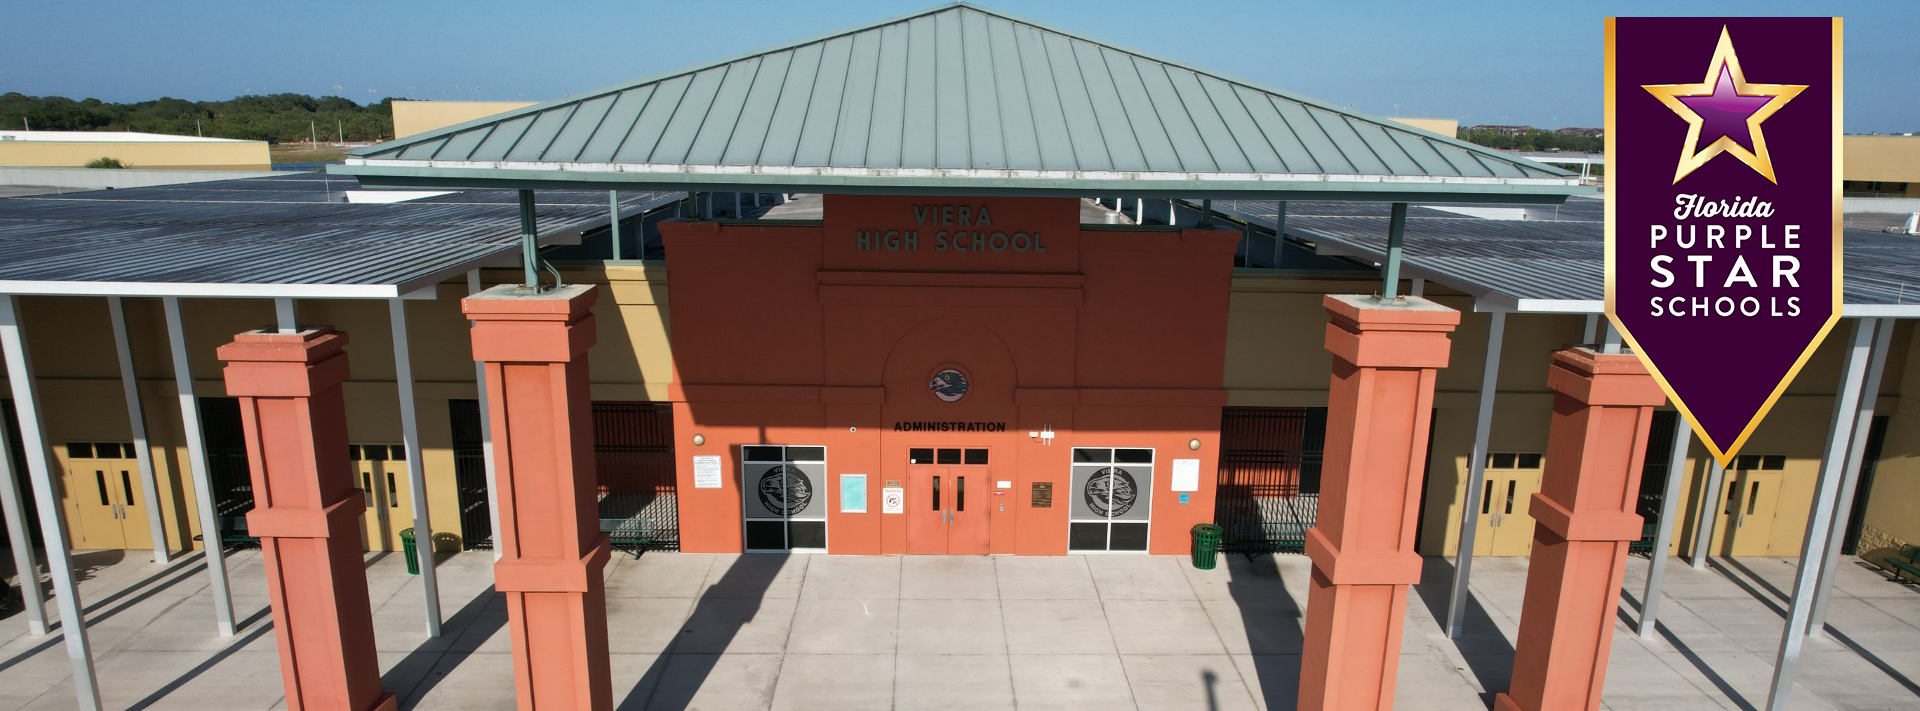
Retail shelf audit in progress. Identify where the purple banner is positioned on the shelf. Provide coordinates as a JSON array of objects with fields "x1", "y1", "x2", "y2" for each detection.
[{"x1": 1608, "y1": 17, "x2": 1841, "y2": 462}]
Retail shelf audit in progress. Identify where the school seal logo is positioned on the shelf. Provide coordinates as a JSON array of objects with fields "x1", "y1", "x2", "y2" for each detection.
[
  {"x1": 929, "y1": 368, "x2": 970, "y2": 403},
  {"x1": 757, "y1": 466, "x2": 813, "y2": 516},
  {"x1": 1084, "y1": 467, "x2": 1139, "y2": 517}
]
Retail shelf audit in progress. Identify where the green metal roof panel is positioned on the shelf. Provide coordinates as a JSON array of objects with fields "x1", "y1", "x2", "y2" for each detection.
[{"x1": 343, "y1": 3, "x2": 1577, "y2": 199}]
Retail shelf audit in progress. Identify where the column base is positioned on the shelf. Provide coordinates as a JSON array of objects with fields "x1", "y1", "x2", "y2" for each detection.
[
  {"x1": 1493, "y1": 692, "x2": 1523, "y2": 711},
  {"x1": 371, "y1": 693, "x2": 398, "y2": 711}
]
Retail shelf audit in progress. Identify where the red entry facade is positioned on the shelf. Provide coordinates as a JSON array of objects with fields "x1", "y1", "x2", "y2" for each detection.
[{"x1": 662, "y1": 195, "x2": 1238, "y2": 555}]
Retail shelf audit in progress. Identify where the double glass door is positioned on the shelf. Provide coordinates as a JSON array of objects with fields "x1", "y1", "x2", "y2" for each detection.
[{"x1": 351, "y1": 443, "x2": 406, "y2": 552}]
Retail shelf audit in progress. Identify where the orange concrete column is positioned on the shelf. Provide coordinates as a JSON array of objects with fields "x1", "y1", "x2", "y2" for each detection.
[
  {"x1": 1299, "y1": 295, "x2": 1459, "y2": 711},
  {"x1": 463, "y1": 285, "x2": 612, "y2": 711},
  {"x1": 1495, "y1": 348, "x2": 1664, "y2": 711},
  {"x1": 218, "y1": 327, "x2": 395, "y2": 711}
]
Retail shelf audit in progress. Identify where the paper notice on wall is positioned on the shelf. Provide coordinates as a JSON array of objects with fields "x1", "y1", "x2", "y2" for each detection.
[
  {"x1": 1172, "y1": 459, "x2": 1201, "y2": 492},
  {"x1": 692, "y1": 455, "x2": 723, "y2": 489},
  {"x1": 882, "y1": 487, "x2": 905, "y2": 514}
]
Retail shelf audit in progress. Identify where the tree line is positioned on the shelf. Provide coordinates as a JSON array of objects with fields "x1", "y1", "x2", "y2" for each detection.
[
  {"x1": 0, "y1": 92, "x2": 396, "y2": 143},
  {"x1": 1456, "y1": 128, "x2": 1602, "y2": 153}
]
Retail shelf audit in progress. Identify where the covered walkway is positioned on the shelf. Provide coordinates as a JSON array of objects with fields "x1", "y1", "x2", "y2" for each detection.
[{"x1": 6, "y1": 549, "x2": 1919, "y2": 710}]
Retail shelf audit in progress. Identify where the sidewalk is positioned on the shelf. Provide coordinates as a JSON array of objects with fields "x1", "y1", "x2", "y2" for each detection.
[{"x1": 3, "y1": 549, "x2": 1917, "y2": 709}]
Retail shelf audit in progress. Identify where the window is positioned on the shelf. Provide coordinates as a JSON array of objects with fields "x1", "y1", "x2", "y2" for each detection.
[
  {"x1": 908, "y1": 448, "x2": 989, "y2": 465},
  {"x1": 1733, "y1": 454, "x2": 1786, "y2": 471},
  {"x1": 1068, "y1": 448, "x2": 1155, "y2": 552},
  {"x1": 1488, "y1": 452, "x2": 1543, "y2": 469},
  {"x1": 742, "y1": 445, "x2": 828, "y2": 550}
]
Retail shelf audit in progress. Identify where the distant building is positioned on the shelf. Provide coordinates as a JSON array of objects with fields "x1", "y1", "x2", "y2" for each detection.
[
  {"x1": 1465, "y1": 124, "x2": 1538, "y2": 135},
  {"x1": 390, "y1": 100, "x2": 538, "y2": 138},
  {"x1": 0, "y1": 130, "x2": 269, "y2": 170},
  {"x1": 1844, "y1": 135, "x2": 1920, "y2": 197},
  {"x1": 1554, "y1": 127, "x2": 1604, "y2": 137},
  {"x1": 1388, "y1": 117, "x2": 1459, "y2": 137}
]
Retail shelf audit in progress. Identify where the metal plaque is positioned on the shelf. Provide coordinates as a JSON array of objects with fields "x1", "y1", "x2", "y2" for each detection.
[{"x1": 1031, "y1": 482, "x2": 1053, "y2": 508}]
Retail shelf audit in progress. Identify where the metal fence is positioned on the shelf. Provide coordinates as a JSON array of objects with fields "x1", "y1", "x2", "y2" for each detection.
[
  {"x1": 592, "y1": 402, "x2": 679, "y2": 551},
  {"x1": 449, "y1": 400, "x2": 493, "y2": 550},
  {"x1": 1213, "y1": 407, "x2": 1326, "y2": 552}
]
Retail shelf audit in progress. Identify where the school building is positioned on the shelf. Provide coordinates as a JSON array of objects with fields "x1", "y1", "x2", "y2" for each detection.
[{"x1": 2, "y1": 4, "x2": 1917, "y2": 711}]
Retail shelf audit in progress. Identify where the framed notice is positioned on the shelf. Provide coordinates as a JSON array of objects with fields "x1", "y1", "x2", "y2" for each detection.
[
  {"x1": 692, "y1": 455, "x2": 723, "y2": 489},
  {"x1": 840, "y1": 474, "x2": 868, "y2": 513},
  {"x1": 1171, "y1": 459, "x2": 1201, "y2": 492},
  {"x1": 882, "y1": 486, "x2": 905, "y2": 513}
]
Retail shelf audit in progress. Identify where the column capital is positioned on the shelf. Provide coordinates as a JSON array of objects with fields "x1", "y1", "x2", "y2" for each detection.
[
  {"x1": 217, "y1": 328, "x2": 349, "y2": 397},
  {"x1": 1547, "y1": 348, "x2": 1666, "y2": 407},
  {"x1": 463, "y1": 284, "x2": 598, "y2": 363},
  {"x1": 1323, "y1": 294, "x2": 1460, "y2": 369}
]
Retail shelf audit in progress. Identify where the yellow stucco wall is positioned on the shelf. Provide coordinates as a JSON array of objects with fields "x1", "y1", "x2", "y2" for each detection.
[
  {"x1": 1389, "y1": 118, "x2": 1460, "y2": 137},
  {"x1": 0, "y1": 140, "x2": 269, "y2": 170},
  {"x1": 1858, "y1": 321, "x2": 1920, "y2": 565},
  {"x1": 391, "y1": 101, "x2": 539, "y2": 139},
  {"x1": 1844, "y1": 135, "x2": 1920, "y2": 186}
]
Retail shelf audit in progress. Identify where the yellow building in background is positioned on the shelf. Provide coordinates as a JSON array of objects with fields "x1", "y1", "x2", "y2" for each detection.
[
  {"x1": 1844, "y1": 135, "x2": 1920, "y2": 197},
  {"x1": 0, "y1": 131, "x2": 269, "y2": 170},
  {"x1": 1389, "y1": 117, "x2": 1460, "y2": 137},
  {"x1": 390, "y1": 100, "x2": 538, "y2": 138}
]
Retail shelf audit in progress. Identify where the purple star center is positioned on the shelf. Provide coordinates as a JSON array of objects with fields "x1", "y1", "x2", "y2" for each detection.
[{"x1": 1677, "y1": 62, "x2": 1773, "y2": 153}]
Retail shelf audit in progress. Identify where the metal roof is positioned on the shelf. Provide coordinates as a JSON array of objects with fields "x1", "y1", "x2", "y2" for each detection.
[
  {"x1": 1214, "y1": 197, "x2": 1920, "y2": 317},
  {"x1": 339, "y1": 3, "x2": 1581, "y2": 202},
  {"x1": 0, "y1": 172, "x2": 680, "y2": 299}
]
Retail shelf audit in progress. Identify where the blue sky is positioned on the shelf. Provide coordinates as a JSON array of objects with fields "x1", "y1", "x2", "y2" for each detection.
[{"x1": 7, "y1": 1, "x2": 1915, "y2": 132}]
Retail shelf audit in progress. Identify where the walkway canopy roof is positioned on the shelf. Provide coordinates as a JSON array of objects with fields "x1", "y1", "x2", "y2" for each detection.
[
  {"x1": 0, "y1": 172, "x2": 677, "y2": 299},
  {"x1": 339, "y1": 3, "x2": 1581, "y2": 204},
  {"x1": 1213, "y1": 198, "x2": 1920, "y2": 318}
]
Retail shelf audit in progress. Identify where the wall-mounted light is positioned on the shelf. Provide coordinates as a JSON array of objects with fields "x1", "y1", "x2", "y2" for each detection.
[
  {"x1": 1188, "y1": 438, "x2": 1202, "y2": 451},
  {"x1": 692, "y1": 433, "x2": 705, "y2": 446}
]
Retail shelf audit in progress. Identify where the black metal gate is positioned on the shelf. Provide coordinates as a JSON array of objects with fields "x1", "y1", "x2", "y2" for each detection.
[
  {"x1": 448, "y1": 400, "x2": 492, "y2": 550},
  {"x1": 1214, "y1": 407, "x2": 1326, "y2": 553},
  {"x1": 198, "y1": 398, "x2": 257, "y2": 547},
  {"x1": 592, "y1": 402, "x2": 678, "y2": 551}
]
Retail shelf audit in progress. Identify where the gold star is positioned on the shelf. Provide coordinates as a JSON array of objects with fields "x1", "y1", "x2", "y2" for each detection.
[{"x1": 1641, "y1": 26, "x2": 1806, "y2": 184}]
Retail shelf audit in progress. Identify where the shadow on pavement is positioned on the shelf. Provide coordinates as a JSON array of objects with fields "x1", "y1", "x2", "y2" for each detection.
[
  {"x1": 1412, "y1": 556, "x2": 1512, "y2": 706},
  {"x1": 1225, "y1": 554, "x2": 1304, "y2": 709},
  {"x1": 623, "y1": 552, "x2": 789, "y2": 710}
]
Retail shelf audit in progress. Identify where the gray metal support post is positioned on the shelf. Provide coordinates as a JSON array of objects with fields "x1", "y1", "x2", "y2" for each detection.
[
  {"x1": 1765, "y1": 318, "x2": 1876, "y2": 711},
  {"x1": 1807, "y1": 317, "x2": 1893, "y2": 637},
  {"x1": 109, "y1": 297, "x2": 170, "y2": 564},
  {"x1": 0, "y1": 384, "x2": 47, "y2": 634},
  {"x1": 162, "y1": 297, "x2": 237, "y2": 636},
  {"x1": 1638, "y1": 420, "x2": 1693, "y2": 638},
  {"x1": 1446, "y1": 309, "x2": 1505, "y2": 637},
  {"x1": 1380, "y1": 202, "x2": 1408, "y2": 299},
  {"x1": 608, "y1": 191, "x2": 621, "y2": 261},
  {"x1": 733, "y1": 193, "x2": 741, "y2": 218},
  {"x1": 1692, "y1": 459, "x2": 1727, "y2": 569},
  {"x1": 1200, "y1": 199, "x2": 1212, "y2": 227},
  {"x1": 1132, "y1": 198, "x2": 1143, "y2": 224},
  {"x1": 388, "y1": 299, "x2": 442, "y2": 637},
  {"x1": 273, "y1": 298, "x2": 296, "y2": 334},
  {"x1": 467, "y1": 271, "x2": 503, "y2": 562},
  {"x1": 0, "y1": 296, "x2": 103, "y2": 711},
  {"x1": 1582, "y1": 314, "x2": 1598, "y2": 344},
  {"x1": 1601, "y1": 321, "x2": 1622, "y2": 354},
  {"x1": 518, "y1": 190, "x2": 538, "y2": 288},
  {"x1": 1272, "y1": 200, "x2": 1287, "y2": 268},
  {"x1": 1411, "y1": 278, "x2": 1426, "y2": 297}
]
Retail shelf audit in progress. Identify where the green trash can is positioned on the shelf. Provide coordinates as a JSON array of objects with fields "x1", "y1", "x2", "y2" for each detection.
[
  {"x1": 1191, "y1": 523, "x2": 1222, "y2": 570},
  {"x1": 400, "y1": 528, "x2": 419, "y2": 575}
]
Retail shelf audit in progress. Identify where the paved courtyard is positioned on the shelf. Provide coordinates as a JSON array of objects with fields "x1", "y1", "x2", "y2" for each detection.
[{"x1": 3, "y1": 548, "x2": 1918, "y2": 709}]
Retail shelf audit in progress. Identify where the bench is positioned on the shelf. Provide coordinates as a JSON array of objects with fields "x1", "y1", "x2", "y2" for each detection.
[
  {"x1": 1627, "y1": 523, "x2": 1659, "y2": 557},
  {"x1": 191, "y1": 515, "x2": 259, "y2": 550},
  {"x1": 1885, "y1": 544, "x2": 1920, "y2": 584},
  {"x1": 600, "y1": 517, "x2": 656, "y2": 558},
  {"x1": 1231, "y1": 521, "x2": 1312, "y2": 558}
]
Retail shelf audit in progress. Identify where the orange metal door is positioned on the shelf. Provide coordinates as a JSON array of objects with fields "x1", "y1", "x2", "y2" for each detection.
[
  {"x1": 946, "y1": 468, "x2": 989, "y2": 554},
  {"x1": 907, "y1": 466, "x2": 948, "y2": 554}
]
